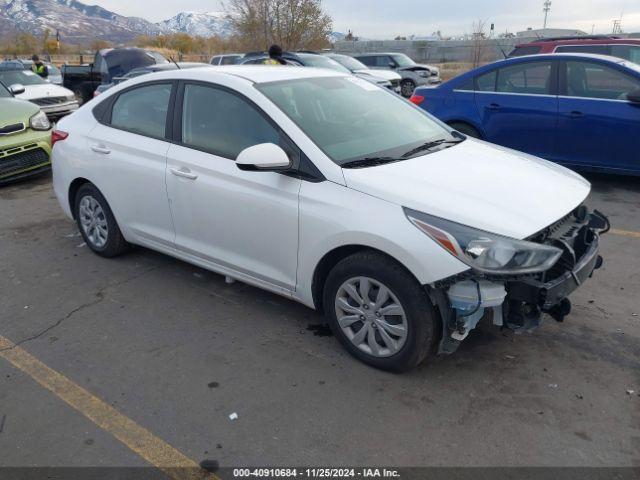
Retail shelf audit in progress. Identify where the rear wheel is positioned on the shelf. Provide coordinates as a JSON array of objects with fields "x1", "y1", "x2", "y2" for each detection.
[
  {"x1": 74, "y1": 183, "x2": 129, "y2": 258},
  {"x1": 323, "y1": 251, "x2": 438, "y2": 372},
  {"x1": 448, "y1": 122, "x2": 481, "y2": 139}
]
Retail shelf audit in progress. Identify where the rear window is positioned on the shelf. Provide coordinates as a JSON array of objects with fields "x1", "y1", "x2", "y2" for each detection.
[
  {"x1": 555, "y1": 45, "x2": 610, "y2": 55},
  {"x1": 508, "y1": 46, "x2": 543, "y2": 57}
]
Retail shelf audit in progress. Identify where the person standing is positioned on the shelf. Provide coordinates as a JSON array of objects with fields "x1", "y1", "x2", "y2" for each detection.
[
  {"x1": 31, "y1": 55, "x2": 49, "y2": 79},
  {"x1": 263, "y1": 45, "x2": 288, "y2": 65}
]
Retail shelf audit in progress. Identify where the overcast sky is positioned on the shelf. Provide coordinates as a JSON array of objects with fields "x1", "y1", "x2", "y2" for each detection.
[{"x1": 93, "y1": 0, "x2": 640, "y2": 37}]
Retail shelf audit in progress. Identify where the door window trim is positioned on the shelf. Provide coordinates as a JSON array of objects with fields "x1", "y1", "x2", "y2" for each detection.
[{"x1": 97, "y1": 80, "x2": 177, "y2": 142}]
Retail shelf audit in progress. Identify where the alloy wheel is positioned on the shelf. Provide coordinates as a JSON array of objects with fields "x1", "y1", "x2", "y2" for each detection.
[
  {"x1": 334, "y1": 276, "x2": 408, "y2": 358},
  {"x1": 78, "y1": 195, "x2": 108, "y2": 248}
]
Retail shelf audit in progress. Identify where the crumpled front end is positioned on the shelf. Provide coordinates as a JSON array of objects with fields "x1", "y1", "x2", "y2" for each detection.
[{"x1": 432, "y1": 207, "x2": 609, "y2": 354}]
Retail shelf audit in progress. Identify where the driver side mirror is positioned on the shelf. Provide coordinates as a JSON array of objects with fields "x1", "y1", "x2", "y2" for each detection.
[
  {"x1": 9, "y1": 84, "x2": 25, "y2": 95},
  {"x1": 628, "y1": 88, "x2": 640, "y2": 103},
  {"x1": 388, "y1": 62, "x2": 397, "y2": 69},
  {"x1": 236, "y1": 143, "x2": 292, "y2": 172}
]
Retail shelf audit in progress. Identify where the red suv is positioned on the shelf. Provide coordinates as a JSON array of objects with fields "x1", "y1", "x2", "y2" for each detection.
[{"x1": 509, "y1": 36, "x2": 640, "y2": 64}]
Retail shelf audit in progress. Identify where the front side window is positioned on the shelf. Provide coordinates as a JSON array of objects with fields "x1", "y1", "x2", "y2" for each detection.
[
  {"x1": 181, "y1": 84, "x2": 279, "y2": 159},
  {"x1": 565, "y1": 61, "x2": 640, "y2": 99},
  {"x1": 258, "y1": 76, "x2": 455, "y2": 165},
  {"x1": 391, "y1": 54, "x2": 416, "y2": 68},
  {"x1": 611, "y1": 45, "x2": 640, "y2": 64},
  {"x1": 496, "y1": 61, "x2": 552, "y2": 95},
  {"x1": 374, "y1": 56, "x2": 394, "y2": 68},
  {"x1": 110, "y1": 83, "x2": 172, "y2": 138},
  {"x1": 0, "y1": 83, "x2": 10, "y2": 98}
]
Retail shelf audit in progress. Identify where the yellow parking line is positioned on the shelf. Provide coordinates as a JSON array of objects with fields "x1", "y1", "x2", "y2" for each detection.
[
  {"x1": 611, "y1": 229, "x2": 640, "y2": 239},
  {"x1": 0, "y1": 335, "x2": 217, "y2": 480}
]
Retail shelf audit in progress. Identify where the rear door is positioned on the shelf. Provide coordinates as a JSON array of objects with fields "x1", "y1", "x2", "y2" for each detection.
[
  {"x1": 556, "y1": 59, "x2": 640, "y2": 172},
  {"x1": 474, "y1": 59, "x2": 559, "y2": 159},
  {"x1": 87, "y1": 81, "x2": 176, "y2": 248}
]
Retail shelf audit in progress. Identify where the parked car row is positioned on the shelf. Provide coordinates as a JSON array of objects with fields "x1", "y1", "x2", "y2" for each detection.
[{"x1": 210, "y1": 50, "x2": 441, "y2": 97}]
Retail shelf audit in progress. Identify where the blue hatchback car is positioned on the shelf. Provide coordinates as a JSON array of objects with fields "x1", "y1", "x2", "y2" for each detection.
[{"x1": 412, "y1": 54, "x2": 640, "y2": 175}]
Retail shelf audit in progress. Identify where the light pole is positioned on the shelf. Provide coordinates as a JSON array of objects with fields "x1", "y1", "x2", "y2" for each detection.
[{"x1": 543, "y1": 0, "x2": 552, "y2": 29}]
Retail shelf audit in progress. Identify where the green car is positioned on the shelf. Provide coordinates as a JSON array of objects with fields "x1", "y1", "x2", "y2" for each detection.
[{"x1": 0, "y1": 82, "x2": 52, "y2": 184}]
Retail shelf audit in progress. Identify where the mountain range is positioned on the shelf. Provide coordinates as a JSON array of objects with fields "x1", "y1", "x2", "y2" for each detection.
[{"x1": 0, "y1": 0, "x2": 234, "y2": 43}]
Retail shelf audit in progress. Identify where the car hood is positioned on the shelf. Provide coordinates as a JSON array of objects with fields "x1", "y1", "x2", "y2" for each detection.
[
  {"x1": 0, "y1": 98, "x2": 39, "y2": 126},
  {"x1": 342, "y1": 139, "x2": 591, "y2": 239},
  {"x1": 400, "y1": 64, "x2": 438, "y2": 73},
  {"x1": 15, "y1": 83, "x2": 73, "y2": 101},
  {"x1": 353, "y1": 69, "x2": 401, "y2": 81}
]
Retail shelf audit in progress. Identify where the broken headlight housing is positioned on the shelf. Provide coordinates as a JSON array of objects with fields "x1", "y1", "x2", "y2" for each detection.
[{"x1": 404, "y1": 208, "x2": 563, "y2": 275}]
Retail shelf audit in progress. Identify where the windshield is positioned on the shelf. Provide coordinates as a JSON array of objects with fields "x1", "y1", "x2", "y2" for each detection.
[
  {"x1": 392, "y1": 54, "x2": 416, "y2": 67},
  {"x1": 104, "y1": 50, "x2": 157, "y2": 81},
  {"x1": 258, "y1": 76, "x2": 455, "y2": 165},
  {"x1": 297, "y1": 55, "x2": 351, "y2": 73},
  {"x1": 329, "y1": 55, "x2": 368, "y2": 72},
  {"x1": 0, "y1": 70, "x2": 47, "y2": 87},
  {"x1": 48, "y1": 65, "x2": 61, "y2": 75}
]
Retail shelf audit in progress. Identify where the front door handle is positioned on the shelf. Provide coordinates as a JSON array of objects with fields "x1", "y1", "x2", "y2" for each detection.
[
  {"x1": 90, "y1": 144, "x2": 111, "y2": 155},
  {"x1": 487, "y1": 103, "x2": 501, "y2": 111},
  {"x1": 170, "y1": 167, "x2": 198, "y2": 180},
  {"x1": 566, "y1": 111, "x2": 584, "y2": 118}
]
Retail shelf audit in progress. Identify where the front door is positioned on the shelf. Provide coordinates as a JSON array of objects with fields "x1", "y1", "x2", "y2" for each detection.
[
  {"x1": 474, "y1": 60, "x2": 559, "y2": 159},
  {"x1": 166, "y1": 82, "x2": 301, "y2": 292},
  {"x1": 556, "y1": 59, "x2": 640, "y2": 172}
]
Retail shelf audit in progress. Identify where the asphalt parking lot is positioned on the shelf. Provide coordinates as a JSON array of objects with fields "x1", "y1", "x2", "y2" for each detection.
[{"x1": 0, "y1": 172, "x2": 638, "y2": 475}]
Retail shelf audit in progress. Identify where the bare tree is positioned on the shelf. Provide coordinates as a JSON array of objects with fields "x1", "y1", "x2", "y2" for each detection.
[
  {"x1": 469, "y1": 20, "x2": 489, "y2": 68},
  {"x1": 226, "y1": 0, "x2": 332, "y2": 51}
]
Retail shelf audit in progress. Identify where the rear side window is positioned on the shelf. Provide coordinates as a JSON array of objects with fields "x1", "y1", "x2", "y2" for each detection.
[
  {"x1": 565, "y1": 61, "x2": 640, "y2": 99},
  {"x1": 181, "y1": 84, "x2": 279, "y2": 159},
  {"x1": 555, "y1": 44, "x2": 610, "y2": 55},
  {"x1": 610, "y1": 45, "x2": 640, "y2": 64},
  {"x1": 211, "y1": 56, "x2": 221, "y2": 65},
  {"x1": 357, "y1": 56, "x2": 375, "y2": 67},
  {"x1": 496, "y1": 61, "x2": 552, "y2": 95},
  {"x1": 110, "y1": 83, "x2": 172, "y2": 139},
  {"x1": 508, "y1": 46, "x2": 543, "y2": 57},
  {"x1": 220, "y1": 56, "x2": 239, "y2": 65}
]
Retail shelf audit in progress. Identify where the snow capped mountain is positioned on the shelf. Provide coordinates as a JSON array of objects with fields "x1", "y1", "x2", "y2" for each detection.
[
  {"x1": 157, "y1": 11, "x2": 234, "y2": 38},
  {"x1": 0, "y1": 0, "x2": 164, "y2": 42}
]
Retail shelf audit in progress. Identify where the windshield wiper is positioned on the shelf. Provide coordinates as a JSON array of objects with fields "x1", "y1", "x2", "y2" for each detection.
[
  {"x1": 401, "y1": 138, "x2": 464, "y2": 159},
  {"x1": 341, "y1": 156, "x2": 404, "y2": 169}
]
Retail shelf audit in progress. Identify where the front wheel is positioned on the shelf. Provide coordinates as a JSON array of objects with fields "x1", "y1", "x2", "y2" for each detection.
[
  {"x1": 323, "y1": 251, "x2": 439, "y2": 372},
  {"x1": 400, "y1": 79, "x2": 416, "y2": 98}
]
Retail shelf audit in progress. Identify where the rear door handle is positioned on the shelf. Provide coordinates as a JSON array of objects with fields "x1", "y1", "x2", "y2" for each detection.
[
  {"x1": 487, "y1": 103, "x2": 500, "y2": 111},
  {"x1": 170, "y1": 167, "x2": 198, "y2": 180},
  {"x1": 566, "y1": 111, "x2": 584, "y2": 118},
  {"x1": 90, "y1": 144, "x2": 111, "y2": 155}
]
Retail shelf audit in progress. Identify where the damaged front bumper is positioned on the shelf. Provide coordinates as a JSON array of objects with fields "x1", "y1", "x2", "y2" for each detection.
[{"x1": 434, "y1": 208, "x2": 609, "y2": 354}]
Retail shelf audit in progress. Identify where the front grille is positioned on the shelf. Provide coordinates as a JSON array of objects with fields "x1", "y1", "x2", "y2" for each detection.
[
  {"x1": 0, "y1": 122, "x2": 25, "y2": 135},
  {"x1": 31, "y1": 96, "x2": 68, "y2": 106},
  {"x1": 0, "y1": 147, "x2": 50, "y2": 178}
]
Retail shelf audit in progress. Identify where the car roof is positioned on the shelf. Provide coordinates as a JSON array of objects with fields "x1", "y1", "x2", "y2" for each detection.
[
  {"x1": 353, "y1": 52, "x2": 403, "y2": 57},
  {"x1": 506, "y1": 52, "x2": 628, "y2": 63},
  {"x1": 145, "y1": 65, "x2": 347, "y2": 84},
  {"x1": 521, "y1": 36, "x2": 640, "y2": 46}
]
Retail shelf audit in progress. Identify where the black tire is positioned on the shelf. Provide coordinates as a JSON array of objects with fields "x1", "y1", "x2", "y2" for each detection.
[
  {"x1": 448, "y1": 122, "x2": 481, "y2": 139},
  {"x1": 74, "y1": 183, "x2": 130, "y2": 258},
  {"x1": 323, "y1": 251, "x2": 439, "y2": 372},
  {"x1": 400, "y1": 79, "x2": 416, "y2": 98}
]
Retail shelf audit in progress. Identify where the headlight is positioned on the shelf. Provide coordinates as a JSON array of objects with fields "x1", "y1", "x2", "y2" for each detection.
[
  {"x1": 417, "y1": 70, "x2": 430, "y2": 77},
  {"x1": 67, "y1": 94, "x2": 76, "y2": 102},
  {"x1": 29, "y1": 111, "x2": 51, "y2": 131},
  {"x1": 404, "y1": 208, "x2": 562, "y2": 275}
]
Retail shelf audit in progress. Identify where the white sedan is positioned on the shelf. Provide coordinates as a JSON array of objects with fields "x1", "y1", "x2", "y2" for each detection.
[
  {"x1": 0, "y1": 69, "x2": 78, "y2": 120},
  {"x1": 51, "y1": 66, "x2": 607, "y2": 371}
]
